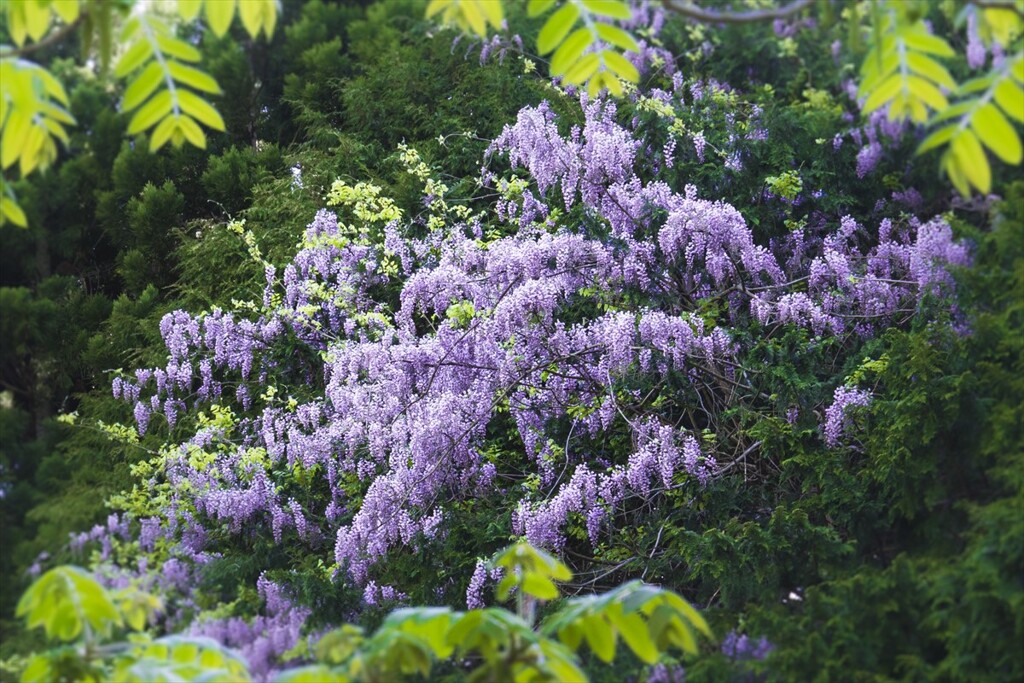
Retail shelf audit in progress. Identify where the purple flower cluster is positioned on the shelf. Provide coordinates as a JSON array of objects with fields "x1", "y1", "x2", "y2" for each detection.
[
  {"x1": 105, "y1": 76, "x2": 971, "y2": 616},
  {"x1": 823, "y1": 385, "x2": 873, "y2": 447},
  {"x1": 721, "y1": 629, "x2": 774, "y2": 661},
  {"x1": 188, "y1": 574, "x2": 311, "y2": 682}
]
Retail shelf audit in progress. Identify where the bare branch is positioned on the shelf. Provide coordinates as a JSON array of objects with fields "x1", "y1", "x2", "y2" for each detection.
[
  {"x1": 660, "y1": 0, "x2": 816, "y2": 24},
  {"x1": 0, "y1": 16, "x2": 84, "y2": 59}
]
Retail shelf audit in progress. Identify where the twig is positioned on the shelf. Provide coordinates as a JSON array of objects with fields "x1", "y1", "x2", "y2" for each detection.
[{"x1": 660, "y1": 0, "x2": 816, "y2": 24}]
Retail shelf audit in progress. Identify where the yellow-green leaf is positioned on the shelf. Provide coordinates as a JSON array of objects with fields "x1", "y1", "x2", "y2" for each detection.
[
  {"x1": 596, "y1": 23, "x2": 639, "y2": 53},
  {"x1": 906, "y1": 75, "x2": 948, "y2": 112},
  {"x1": 581, "y1": 0, "x2": 632, "y2": 20},
  {"x1": 115, "y1": 40, "x2": 154, "y2": 77},
  {"x1": 168, "y1": 61, "x2": 222, "y2": 94},
  {"x1": 177, "y1": 114, "x2": 206, "y2": 148},
  {"x1": 1, "y1": 109, "x2": 30, "y2": 169},
  {"x1": 425, "y1": 0, "x2": 453, "y2": 19},
  {"x1": 950, "y1": 129, "x2": 991, "y2": 194},
  {"x1": 23, "y1": 0, "x2": 52, "y2": 42},
  {"x1": 602, "y1": 49, "x2": 638, "y2": 82},
  {"x1": 906, "y1": 52, "x2": 956, "y2": 89},
  {"x1": 178, "y1": 90, "x2": 226, "y2": 131},
  {"x1": 944, "y1": 152, "x2": 972, "y2": 197},
  {"x1": 565, "y1": 52, "x2": 602, "y2": 85},
  {"x1": 901, "y1": 30, "x2": 954, "y2": 57},
  {"x1": 528, "y1": 0, "x2": 556, "y2": 17},
  {"x1": 614, "y1": 611, "x2": 658, "y2": 663},
  {"x1": 460, "y1": 0, "x2": 487, "y2": 36},
  {"x1": 149, "y1": 113, "x2": 178, "y2": 151},
  {"x1": 156, "y1": 34, "x2": 202, "y2": 62},
  {"x1": 478, "y1": 0, "x2": 503, "y2": 28},
  {"x1": 1, "y1": 196, "x2": 28, "y2": 227},
  {"x1": 917, "y1": 124, "x2": 956, "y2": 155},
  {"x1": 581, "y1": 614, "x2": 616, "y2": 662},
  {"x1": 52, "y1": 0, "x2": 80, "y2": 24},
  {"x1": 550, "y1": 27, "x2": 592, "y2": 75},
  {"x1": 972, "y1": 102, "x2": 1022, "y2": 164},
  {"x1": 522, "y1": 574, "x2": 559, "y2": 600},
  {"x1": 205, "y1": 0, "x2": 236, "y2": 37},
  {"x1": 538, "y1": 3, "x2": 580, "y2": 55},
  {"x1": 862, "y1": 73, "x2": 904, "y2": 114},
  {"x1": 123, "y1": 62, "x2": 164, "y2": 111},
  {"x1": 178, "y1": 0, "x2": 203, "y2": 21},
  {"x1": 994, "y1": 79, "x2": 1024, "y2": 122},
  {"x1": 238, "y1": 0, "x2": 276, "y2": 38},
  {"x1": 127, "y1": 90, "x2": 172, "y2": 134}
]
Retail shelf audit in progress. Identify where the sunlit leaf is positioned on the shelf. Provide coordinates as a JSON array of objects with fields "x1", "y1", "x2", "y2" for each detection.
[
  {"x1": 528, "y1": 0, "x2": 556, "y2": 18},
  {"x1": 993, "y1": 78, "x2": 1024, "y2": 122},
  {"x1": 538, "y1": 3, "x2": 580, "y2": 55},
  {"x1": 168, "y1": 61, "x2": 222, "y2": 94},
  {"x1": 581, "y1": 0, "x2": 632, "y2": 20},
  {"x1": 123, "y1": 62, "x2": 164, "y2": 111},
  {"x1": 178, "y1": 90, "x2": 226, "y2": 131},
  {"x1": 205, "y1": 0, "x2": 236, "y2": 37},
  {"x1": 127, "y1": 90, "x2": 173, "y2": 135},
  {"x1": 550, "y1": 27, "x2": 592, "y2": 75},
  {"x1": 950, "y1": 129, "x2": 991, "y2": 194},
  {"x1": 972, "y1": 102, "x2": 1022, "y2": 164},
  {"x1": 596, "y1": 23, "x2": 639, "y2": 53}
]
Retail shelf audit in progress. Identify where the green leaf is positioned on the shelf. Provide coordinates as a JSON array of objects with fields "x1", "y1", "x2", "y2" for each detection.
[
  {"x1": 1, "y1": 196, "x2": 28, "y2": 227},
  {"x1": 563, "y1": 52, "x2": 601, "y2": 84},
  {"x1": 906, "y1": 75, "x2": 948, "y2": 112},
  {"x1": 522, "y1": 573, "x2": 559, "y2": 600},
  {"x1": 611, "y1": 611, "x2": 658, "y2": 663},
  {"x1": 178, "y1": 0, "x2": 203, "y2": 21},
  {"x1": 114, "y1": 40, "x2": 154, "y2": 77},
  {"x1": 905, "y1": 52, "x2": 955, "y2": 89},
  {"x1": 478, "y1": 0, "x2": 503, "y2": 28},
  {"x1": 528, "y1": 0, "x2": 556, "y2": 17},
  {"x1": 425, "y1": 0, "x2": 452, "y2": 19},
  {"x1": 602, "y1": 49, "x2": 639, "y2": 82},
  {"x1": 178, "y1": 90, "x2": 226, "y2": 131},
  {"x1": 168, "y1": 61, "x2": 222, "y2": 94},
  {"x1": 950, "y1": 129, "x2": 991, "y2": 194},
  {"x1": 581, "y1": 0, "x2": 632, "y2": 20},
  {"x1": 460, "y1": 0, "x2": 487, "y2": 36},
  {"x1": 238, "y1": 0, "x2": 276, "y2": 38},
  {"x1": 581, "y1": 614, "x2": 616, "y2": 662},
  {"x1": 23, "y1": 0, "x2": 52, "y2": 42},
  {"x1": 551, "y1": 27, "x2": 592, "y2": 75},
  {"x1": 1, "y1": 110, "x2": 30, "y2": 170},
  {"x1": 156, "y1": 34, "x2": 202, "y2": 62},
  {"x1": 596, "y1": 23, "x2": 639, "y2": 53},
  {"x1": 123, "y1": 62, "x2": 164, "y2": 111},
  {"x1": 538, "y1": 3, "x2": 580, "y2": 55},
  {"x1": 496, "y1": 574, "x2": 517, "y2": 602},
  {"x1": 205, "y1": 0, "x2": 236, "y2": 37},
  {"x1": 52, "y1": 0, "x2": 80, "y2": 23},
  {"x1": 862, "y1": 73, "x2": 904, "y2": 114},
  {"x1": 127, "y1": 90, "x2": 172, "y2": 135},
  {"x1": 176, "y1": 114, "x2": 206, "y2": 148},
  {"x1": 994, "y1": 79, "x2": 1024, "y2": 122},
  {"x1": 901, "y1": 30, "x2": 954, "y2": 57},
  {"x1": 972, "y1": 102, "x2": 1022, "y2": 164}
]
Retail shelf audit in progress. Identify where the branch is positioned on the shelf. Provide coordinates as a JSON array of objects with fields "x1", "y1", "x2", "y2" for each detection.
[
  {"x1": 660, "y1": 0, "x2": 816, "y2": 24},
  {"x1": 0, "y1": 16, "x2": 84, "y2": 59}
]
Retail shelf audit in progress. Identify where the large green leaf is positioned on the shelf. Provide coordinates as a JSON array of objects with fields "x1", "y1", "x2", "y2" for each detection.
[{"x1": 538, "y1": 3, "x2": 580, "y2": 55}]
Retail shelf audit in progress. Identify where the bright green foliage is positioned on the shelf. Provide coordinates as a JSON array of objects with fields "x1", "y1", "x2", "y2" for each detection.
[
  {"x1": 14, "y1": 567, "x2": 250, "y2": 683},
  {"x1": 16, "y1": 543, "x2": 708, "y2": 683},
  {"x1": 0, "y1": 0, "x2": 278, "y2": 227},
  {"x1": 859, "y1": 1, "x2": 1024, "y2": 196},
  {"x1": 426, "y1": 0, "x2": 505, "y2": 38},
  {"x1": 16, "y1": 566, "x2": 122, "y2": 642}
]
